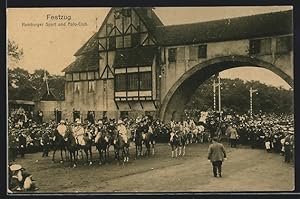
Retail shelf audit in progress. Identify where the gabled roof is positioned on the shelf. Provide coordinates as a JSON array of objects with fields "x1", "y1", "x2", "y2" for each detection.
[
  {"x1": 114, "y1": 46, "x2": 157, "y2": 68},
  {"x1": 133, "y1": 7, "x2": 164, "y2": 39},
  {"x1": 155, "y1": 10, "x2": 292, "y2": 46},
  {"x1": 74, "y1": 32, "x2": 99, "y2": 56},
  {"x1": 62, "y1": 53, "x2": 101, "y2": 73}
]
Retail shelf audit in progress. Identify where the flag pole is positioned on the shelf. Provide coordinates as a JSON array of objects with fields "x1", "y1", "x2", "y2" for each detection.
[{"x1": 43, "y1": 70, "x2": 50, "y2": 95}]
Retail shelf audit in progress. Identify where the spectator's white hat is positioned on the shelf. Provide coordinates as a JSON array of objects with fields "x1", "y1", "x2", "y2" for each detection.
[
  {"x1": 10, "y1": 164, "x2": 22, "y2": 171},
  {"x1": 96, "y1": 120, "x2": 103, "y2": 125},
  {"x1": 289, "y1": 127, "x2": 294, "y2": 131},
  {"x1": 118, "y1": 120, "x2": 124, "y2": 125}
]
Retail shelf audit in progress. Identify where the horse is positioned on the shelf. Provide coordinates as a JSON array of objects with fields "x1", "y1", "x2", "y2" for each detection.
[
  {"x1": 64, "y1": 130, "x2": 78, "y2": 168},
  {"x1": 77, "y1": 131, "x2": 94, "y2": 165},
  {"x1": 178, "y1": 131, "x2": 187, "y2": 156},
  {"x1": 51, "y1": 129, "x2": 67, "y2": 163},
  {"x1": 113, "y1": 133, "x2": 130, "y2": 164},
  {"x1": 169, "y1": 131, "x2": 180, "y2": 158},
  {"x1": 134, "y1": 127, "x2": 144, "y2": 158},
  {"x1": 142, "y1": 126, "x2": 157, "y2": 156},
  {"x1": 195, "y1": 125, "x2": 205, "y2": 143},
  {"x1": 95, "y1": 128, "x2": 110, "y2": 165}
]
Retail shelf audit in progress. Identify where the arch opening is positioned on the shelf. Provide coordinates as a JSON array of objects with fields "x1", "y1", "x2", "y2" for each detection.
[{"x1": 159, "y1": 55, "x2": 293, "y2": 122}]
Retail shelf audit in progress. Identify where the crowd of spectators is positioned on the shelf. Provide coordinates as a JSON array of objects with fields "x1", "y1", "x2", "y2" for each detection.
[{"x1": 8, "y1": 108, "x2": 294, "y2": 165}]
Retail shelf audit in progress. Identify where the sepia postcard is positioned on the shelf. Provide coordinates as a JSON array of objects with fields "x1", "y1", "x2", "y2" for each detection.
[{"x1": 7, "y1": 6, "x2": 294, "y2": 194}]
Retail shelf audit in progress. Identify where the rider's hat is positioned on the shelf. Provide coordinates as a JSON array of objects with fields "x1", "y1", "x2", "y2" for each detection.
[{"x1": 60, "y1": 120, "x2": 65, "y2": 124}]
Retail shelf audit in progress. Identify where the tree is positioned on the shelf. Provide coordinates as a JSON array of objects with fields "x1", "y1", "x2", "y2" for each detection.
[
  {"x1": 8, "y1": 67, "x2": 65, "y2": 101},
  {"x1": 186, "y1": 77, "x2": 293, "y2": 115},
  {"x1": 8, "y1": 40, "x2": 23, "y2": 63}
]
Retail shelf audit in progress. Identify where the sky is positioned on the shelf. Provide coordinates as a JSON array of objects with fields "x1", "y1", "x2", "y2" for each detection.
[{"x1": 7, "y1": 6, "x2": 292, "y2": 89}]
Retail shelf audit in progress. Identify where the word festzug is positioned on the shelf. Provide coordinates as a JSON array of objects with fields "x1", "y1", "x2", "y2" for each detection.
[{"x1": 46, "y1": 14, "x2": 72, "y2": 21}]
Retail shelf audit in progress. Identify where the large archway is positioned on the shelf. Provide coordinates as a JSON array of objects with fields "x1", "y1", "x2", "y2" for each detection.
[{"x1": 159, "y1": 55, "x2": 293, "y2": 122}]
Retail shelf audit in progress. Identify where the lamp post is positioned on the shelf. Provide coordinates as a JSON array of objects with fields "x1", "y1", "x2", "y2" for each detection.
[{"x1": 250, "y1": 87, "x2": 258, "y2": 118}]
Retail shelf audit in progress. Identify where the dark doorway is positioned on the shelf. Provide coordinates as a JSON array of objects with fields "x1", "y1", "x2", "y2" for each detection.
[
  {"x1": 54, "y1": 110, "x2": 62, "y2": 123},
  {"x1": 73, "y1": 110, "x2": 80, "y2": 122}
]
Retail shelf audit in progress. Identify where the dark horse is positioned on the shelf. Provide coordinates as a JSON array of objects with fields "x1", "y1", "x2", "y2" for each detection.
[
  {"x1": 134, "y1": 128, "x2": 143, "y2": 158},
  {"x1": 77, "y1": 133, "x2": 94, "y2": 165},
  {"x1": 142, "y1": 128, "x2": 156, "y2": 157},
  {"x1": 113, "y1": 133, "x2": 130, "y2": 164},
  {"x1": 95, "y1": 129, "x2": 110, "y2": 165},
  {"x1": 64, "y1": 130, "x2": 78, "y2": 168},
  {"x1": 178, "y1": 131, "x2": 187, "y2": 156},
  {"x1": 52, "y1": 129, "x2": 67, "y2": 163},
  {"x1": 169, "y1": 131, "x2": 180, "y2": 158}
]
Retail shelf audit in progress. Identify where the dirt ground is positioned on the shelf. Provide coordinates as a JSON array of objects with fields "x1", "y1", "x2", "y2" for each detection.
[{"x1": 9, "y1": 142, "x2": 294, "y2": 193}]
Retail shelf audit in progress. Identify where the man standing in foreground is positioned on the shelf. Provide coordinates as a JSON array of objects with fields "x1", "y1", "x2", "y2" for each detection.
[{"x1": 208, "y1": 137, "x2": 227, "y2": 177}]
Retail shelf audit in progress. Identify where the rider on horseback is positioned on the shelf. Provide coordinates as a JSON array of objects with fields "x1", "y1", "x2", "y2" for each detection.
[
  {"x1": 57, "y1": 120, "x2": 67, "y2": 138},
  {"x1": 73, "y1": 119, "x2": 85, "y2": 145},
  {"x1": 117, "y1": 120, "x2": 128, "y2": 144}
]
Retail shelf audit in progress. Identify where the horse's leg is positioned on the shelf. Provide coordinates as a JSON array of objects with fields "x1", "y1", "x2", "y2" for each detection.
[
  {"x1": 98, "y1": 147, "x2": 102, "y2": 165},
  {"x1": 73, "y1": 152, "x2": 77, "y2": 168},
  {"x1": 60, "y1": 148, "x2": 64, "y2": 163},
  {"x1": 171, "y1": 144, "x2": 174, "y2": 158},
  {"x1": 69, "y1": 151, "x2": 73, "y2": 167},
  {"x1": 126, "y1": 147, "x2": 129, "y2": 162},
  {"x1": 179, "y1": 145, "x2": 182, "y2": 156},
  {"x1": 147, "y1": 143, "x2": 150, "y2": 156},
  {"x1": 183, "y1": 145, "x2": 186, "y2": 156},
  {"x1": 175, "y1": 146, "x2": 178, "y2": 158},
  {"x1": 152, "y1": 143, "x2": 155, "y2": 155},
  {"x1": 52, "y1": 147, "x2": 56, "y2": 163},
  {"x1": 83, "y1": 148, "x2": 88, "y2": 165},
  {"x1": 89, "y1": 147, "x2": 93, "y2": 165},
  {"x1": 135, "y1": 144, "x2": 138, "y2": 158}
]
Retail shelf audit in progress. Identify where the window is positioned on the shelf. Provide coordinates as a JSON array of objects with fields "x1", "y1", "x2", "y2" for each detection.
[
  {"x1": 73, "y1": 110, "x2": 80, "y2": 122},
  {"x1": 120, "y1": 111, "x2": 128, "y2": 120},
  {"x1": 177, "y1": 47, "x2": 185, "y2": 61},
  {"x1": 88, "y1": 72, "x2": 95, "y2": 80},
  {"x1": 189, "y1": 46, "x2": 197, "y2": 60},
  {"x1": 260, "y1": 38, "x2": 272, "y2": 54},
  {"x1": 88, "y1": 81, "x2": 95, "y2": 92},
  {"x1": 66, "y1": 73, "x2": 72, "y2": 81},
  {"x1": 74, "y1": 82, "x2": 80, "y2": 93},
  {"x1": 80, "y1": 72, "x2": 87, "y2": 80},
  {"x1": 276, "y1": 36, "x2": 292, "y2": 53},
  {"x1": 116, "y1": 36, "x2": 123, "y2": 48},
  {"x1": 131, "y1": 33, "x2": 140, "y2": 47},
  {"x1": 73, "y1": 73, "x2": 79, "y2": 81},
  {"x1": 127, "y1": 73, "x2": 139, "y2": 91},
  {"x1": 249, "y1": 39, "x2": 261, "y2": 55},
  {"x1": 115, "y1": 72, "x2": 152, "y2": 91},
  {"x1": 115, "y1": 74, "x2": 126, "y2": 91},
  {"x1": 198, "y1": 44, "x2": 207, "y2": 58},
  {"x1": 122, "y1": 9, "x2": 131, "y2": 17},
  {"x1": 108, "y1": 36, "x2": 116, "y2": 50},
  {"x1": 139, "y1": 72, "x2": 152, "y2": 90},
  {"x1": 168, "y1": 48, "x2": 177, "y2": 62},
  {"x1": 87, "y1": 111, "x2": 95, "y2": 124},
  {"x1": 95, "y1": 71, "x2": 100, "y2": 79},
  {"x1": 124, "y1": 35, "x2": 131, "y2": 48}
]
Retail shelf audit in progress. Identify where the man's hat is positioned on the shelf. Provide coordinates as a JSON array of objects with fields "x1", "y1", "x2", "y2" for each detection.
[
  {"x1": 60, "y1": 120, "x2": 65, "y2": 124},
  {"x1": 118, "y1": 120, "x2": 124, "y2": 125},
  {"x1": 10, "y1": 164, "x2": 22, "y2": 171}
]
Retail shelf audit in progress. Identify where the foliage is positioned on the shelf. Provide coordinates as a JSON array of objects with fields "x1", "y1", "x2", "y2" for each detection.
[
  {"x1": 186, "y1": 77, "x2": 293, "y2": 114},
  {"x1": 8, "y1": 40, "x2": 24, "y2": 62},
  {"x1": 8, "y1": 67, "x2": 65, "y2": 101}
]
